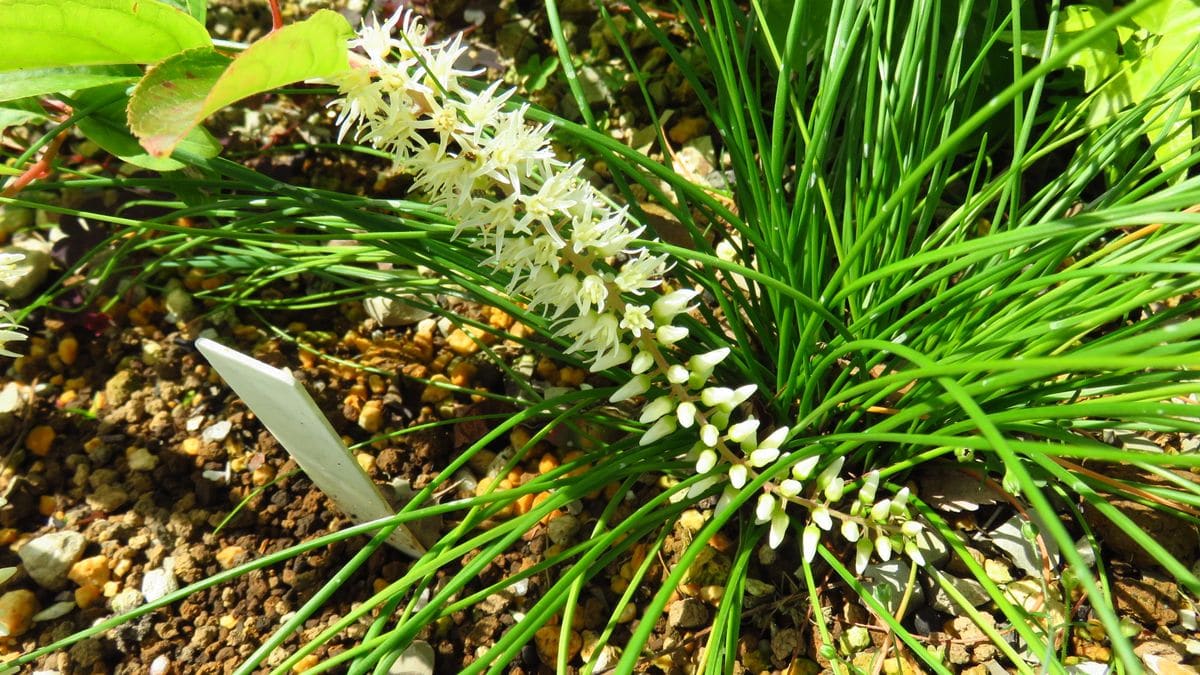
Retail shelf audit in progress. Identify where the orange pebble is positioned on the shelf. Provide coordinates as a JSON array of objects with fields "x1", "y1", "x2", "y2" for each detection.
[
  {"x1": 537, "y1": 453, "x2": 559, "y2": 475},
  {"x1": 57, "y1": 335, "x2": 78, "y2": 366},
  {"x1": 25, "y1": 425, "x2": 55, "y2": 456}
]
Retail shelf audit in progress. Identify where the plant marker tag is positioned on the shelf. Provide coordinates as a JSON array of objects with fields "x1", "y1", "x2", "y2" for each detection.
[{"x1": 195, "y1": 337, "x2": 426, "y2": 557}]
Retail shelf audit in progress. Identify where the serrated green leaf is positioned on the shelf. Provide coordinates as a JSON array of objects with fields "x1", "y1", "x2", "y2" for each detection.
[
  {"x1": 75, "y1": 83, "x2": 219, "y2": 171},
  {"x1": 0, "y1": 0, "x2": 210, "y2": 70},
  {"x1": 0, "y1": 64, "x2": 141, "y2": 103},
  {"x1": 128, "y1": 10, "x2": 353, "y2": 157}
]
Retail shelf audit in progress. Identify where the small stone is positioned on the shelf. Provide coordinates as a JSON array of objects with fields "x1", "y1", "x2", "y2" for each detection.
[
  {"x1": 0, "y1": 589, "x2": 38, "y2": 637},
  {"x1": 699, "y1": 585, "x2": 725, "y2": 604},
  {"x1": 387, "y1": 639, "x2": 435, "y2": 674},
  {"x1": 85, "y1": 484, "x2": 129, "y2": 512},
  {"x1": 215, "y1": 545, "x2": 247, "y2": 570},
  {"x1": 149, "y1": 654, "x2": 171, "y2": 675},
  {"x1": 125, "y1": 446, "x2": 159, "y2": 471},
  {"x1": 141, "y1": 563, "x2": 178, "y2": 603},
  {"x1": 104, "y1": 370, "x2": 138, "y2": 408},
  {"x1": 446, "y1": 328, "x2": 479, "y2": 356},
  {"x1": 617, "y1": 603, "x2": 637, "y2": 624},
  {"x1": 547, "y1": 514, "x2": 580, "y2": 546},
  {"x1": 668, "y1": 116, "x2": 709, "y2": 144},
  {"x1": 180, "y1": 437, "x2": 203, "y2": 456},
  {"x1": 534, "y1": 625, "x2": 581, "y2": 665},
  {"x1": 67, "y1": 555, "x2": 110, "y2": 588},
  {"x1": 667, "y1": 598, "x2": 708, "y2": 629},
  {"x1": 19, "y1": 530, "x2": 86, "y2": 590},
  {"x1": 75, "y1": 582, "x2": 103, "y2": 608},
  {"x1": 358, "y1": 399, "x2": 384, "y2": 433},
  {"x1": 771, "y1": 627, "x2": 802, "y2": 663},
  {"x1": 24, "y1": 424, "x2": 55, "y2": 456},
  {"x1": 164, "y1": 286, "x2": 194, "y2": 321},
  {"x1": 421, "y1": 374, "x2": 452, "y2": 403},
  {"x1": 202, "y1": 420, "x2": 232, "y2": 443},
  {"x1": 57, "y1": 335, "x2": 79, "y2": 366},
  {"x1": 110, "y1": 588, "x2": 143, "y2": 613},
  {"x1": 679, "y1": 509, "x2": 706, "y2": 533},
  {"x1": 363, "y1": 295, "x2": 431, "y2": 327},
  {"x1": 252, "y1": 464, "x2": 276, "y2": 486}
]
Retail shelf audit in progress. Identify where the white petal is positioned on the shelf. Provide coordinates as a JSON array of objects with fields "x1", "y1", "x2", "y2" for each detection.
[
  {"x1": 812, "y1": 505, "x2": 833, "y2": 531},
  {"x1": 802, "y1": 524, "x2": 820, "y2": 562},
  {"x1": 769, "y1": 508, "x2": 789, "y2": 549},
  {"x1": 755, "y1": 493, "x2": 775, "y2": 523},
  {"x1": 728, "y1": 464, "x2": 749, "y2": 489}
]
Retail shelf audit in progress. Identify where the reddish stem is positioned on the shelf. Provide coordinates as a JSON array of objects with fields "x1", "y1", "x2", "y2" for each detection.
[
  {"x1": 268, "y1": 0, "x2": 283, "y2": 31},
  {"x1": 1, "y1": 131, "x2": 68, "y2": 199}
]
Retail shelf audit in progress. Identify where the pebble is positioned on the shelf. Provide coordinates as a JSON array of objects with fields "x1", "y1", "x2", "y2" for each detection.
[
  {"x1": 667, "y1": 598, "x2": 708, "y2": 628},
  {"x1": 141, "y1": 562, "x2": 178, "y2": 603},
  {"x1": 0, "y1": 589, "x2": 37, "y2": 637},
  {"x1": 547, "y1": 514, "x2": 580, "y2": 546},
  {"x1": 75, "y1": 582, "x2": 103, "y2": 608},
  {"x1": 534, "y1": 625, "x2": 581, "y2": 665},
  {"x1": 149, "y1": 655, "x2": 172, "y2": 675},
  {"x1": 363, "y1": 295, "x2": 431, "y2": 327},
  {"x1": 164, "y1": 286, "x2": 194, "y2": 321},
  {"x1": 104, "y1": 370, "x2": 137, "y2": 408},
  {"x1": 110, "y1": 588, "x2": 143, "y2": 614},
  {"x1": 617, "y1": 603, "x2": 637, "y2": 624},
  {"x1": 215, "y1": 545, "x2": 247, "y2": 569},
  {"x1": 358, "y1": 399, "x2": 384, "y2": 433},
  {"x1": 67, "y1": 555, "x2": 110, "y2": 589},
  {"x1": 679, "y1": 509, "x2": 706, "y2": 533},
  {"x1": 202, "y1": 420, "x2": 232, "y2": 443},
  {"x1": 844, "y1": 625, "x2": 872, "y2": 651},
  {"x1": 387, "y1": 639, "x2": 435, "y2": 675},
  {"x1": 125, "y1": 446, "x2": 158, "y2": 471},
  {"x1": 420, "y1": 374, "x2": 453, "y2": 403},
  {"x1": 983, "y1": 557, "x2": 1013, "y2": 584},
  {"x1": 446, "y1": 328, "x2": 480, "y2": 356},
  {"x1": 699, "y1": 585, "x2": 725, "y2": 604},
  {"x1": 19, "y1": 530, "x2": 86, "y2": 590},
  {"x1": 180, "y1": 437, "x2": 203, "y2": 456},
  {"x1": 24, "y1": 424, "x2": 55, "y2": 456}
]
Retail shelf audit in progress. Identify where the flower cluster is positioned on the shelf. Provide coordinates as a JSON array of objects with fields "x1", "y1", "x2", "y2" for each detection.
[
  {"x1": 329, "y1": 11, "x2": 925, "y2": 565},
  {"x1": 0, "y1": 252, "x2": 25, "y2": 358}
]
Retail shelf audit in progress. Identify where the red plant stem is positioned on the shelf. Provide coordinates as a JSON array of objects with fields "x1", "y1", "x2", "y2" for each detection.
[
  {"x1": 268, "y1": 0, "x2": 283, "y2": 31},
  {"x1": 1, "y1": 131, "x2": 68, "y2": 199}
]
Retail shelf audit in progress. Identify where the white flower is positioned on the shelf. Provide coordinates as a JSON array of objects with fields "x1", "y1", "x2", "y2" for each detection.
[
  {"x1": 640, "y1": 415, "x2": 677, "y2": 445},
  {"x1": 791, "y1": 454, "x2": 821, "y2": 480},
  {"x1": 811, "y1": 505, "x2": 833, "y2": 531},
  {"x1": 727, "y1": 418, "x2": 760, "y2": 444},
  {"x1": 675, "y1": 401, "x2": 697, "y2": 428},
  {"x1": 619, "y1": 304, "x2": 653, "y2": 337},
  {"x1": 639, "y1": 395, "x2": 676, "y2": 423},
  {"x1": 630, "y1": 350, "x2": 654, "y2": 374},
  {"x1": 855, "y1": 538, "x2": 873, "y2": 574},
  {"x1": 652, "y1": 288, "x2": 699, "y2": 322},
  {"x1": 695, "y1": 449, "x2": 718, "y2": 474},
  {"x1": 748, "y1": 447, "x2": 780, "y2": 467},
  {"x1": 874, "y1": 534, "x2": 893, "y2": 561},
  {"x1": 777, "y1": 479, "x2": 802, "y2": 497},
  {"x1": 728, "y1": 463, "x2": 749, "y2": 489},
  {"x1": 802, "y1": 524, "x2": 821, "y2": 562},
  {"x1": 754, "y1": 493, "x2": 775, "y2": 523},
  {"x1": 614, "y1": 253, "x2": 668, "y2": 293},
  {"x1": 699, "y1": 424, "x2": 719, "y2": 447},
  {"x1": 577, "y1": 274, "x2": 609, "y2": 314},
  {"x1": 840, "y1": 519, "x2": 861, "y2": 542},
  {"x1": 655, "y1": 324, "x2": 689, "y2": 346}
]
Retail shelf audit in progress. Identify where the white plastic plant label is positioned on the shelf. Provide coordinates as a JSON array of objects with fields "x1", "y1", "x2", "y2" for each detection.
[{"x1": 195, "y1": 337, "x2": 426, "y2": 557}]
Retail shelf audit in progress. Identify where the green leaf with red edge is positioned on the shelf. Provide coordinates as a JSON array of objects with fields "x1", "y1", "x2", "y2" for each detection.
[
  {"x1": 128, "y1": 9, "x2": 354, "y2": 157},
  {"x1": 0, "y1": 0, "x2": 210, "y2": 70}
]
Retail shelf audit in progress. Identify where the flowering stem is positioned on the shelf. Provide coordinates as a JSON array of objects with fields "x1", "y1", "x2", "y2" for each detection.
[{"x1": 267, "y1": 0, "x2": 283, "y2": 32}]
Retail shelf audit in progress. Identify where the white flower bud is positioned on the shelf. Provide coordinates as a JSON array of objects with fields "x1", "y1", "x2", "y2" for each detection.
[
  {"x1": 748, "y1": 447, "x2": 780, "y2": 467},
  {"x1": 802, "y1": 524, "x2": 821, "y2": 562},
  {"x1": 755, "y1": 493, "x2": 775, "y2": 523},
  {"x1": 791, "y1": 454, "x2": 821, "y2": 480},
  {"x1": 630, "y1": 350, "x2": 655, "y2": 374},
  {"x1": 870, "y1": 499, "x2": 891, "y2": 523},
  {"x1": 824, "y1": 477, "x2": 846, "y2": 502},
  {"x1": 667, "y1": 364, "x2": 690, "y2": 383},
  {"x1": 859, "y1": 470, "x2": 880, "y2": 504},
  {"x1": 759, "y1": 426, "x2": 789, "y2": 449},
  {"x1": 686, "y1": 348, "x2": 729, "y2": 374},
  {"x1": 769, "y1": 506, "x2": 789, "y2": 549},
  {"x1": 730, "y1": 384, "x2": 757, "y2": 407},
  {"x1": 589, "y1": 343, "x2": 632, "y2": 372},
  {"x1": 841, "y1": 519, "x2": 861, "y2": 542},
  {"x1": 700, "y1": 424, "x2": 719, "y2": 447},
  {"x1": 609, "y1": 374, "x2": 651, "y2": 403},
  {"x1": 676, "y1": 401, "x2": 697, "y2": 428},
  {"x1": 651, "y1": 288, "x2": 700, "y2": 322},
  {"x1": 639, "y1": 395, "x2": 675, "y2": 423},
  {"x1": 655, "y1": 324, "x2": 689, "y2": 346},
  {"x1": 695, "y1": 449, "x2": 718, "y2": 474},
  {"x1": 892, "y1": 486, "x2": 910, "y2": 509},
  {"x1": 687, "y1": 475, "x2": 721, "y2": 499},
  {"x1": 728, "y1": 463, "x2": 749, "y2": 489},
  {"x1": 816, "y1": 456, "x2": 845, "y2": 490},
  {"x1": 900, "y1": 520, "x2": 923, "y2": 538},
  {"x1": 727, "y1": 418, "x2": 760, "y2": 444},
  {"x1": 777, "y1": 479, "x2": 802, "y2": 497},
  {"x1": 709, "y1": 409, "x2": 730, "y2": 429},
  {"x1": 874, "y1": 534, "x2": 892, "y2": 561},
  {"x1": 812, "y1": 505, "x2": 832, "y2": 531},
  {"x1": 855, "y1": 538, "x2": 872, "y2": 574},
  {"x1": 700, "y1": 387, "x2": 734, "y2": 407},
  {"x1": 905, "y1": 539, "x2": 927, "y2": 566},
  {"x1": 639, "y1": 415, "x2": 676, "y2": 445}
]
